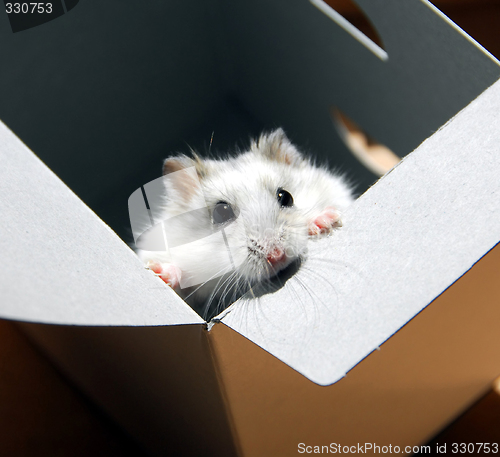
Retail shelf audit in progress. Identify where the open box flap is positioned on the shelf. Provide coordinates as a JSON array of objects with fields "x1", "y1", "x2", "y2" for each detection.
[
  {"x1": 221, "y1": 78, "x2": 500, "y2": 385},
  {"x1": 1, "y1": 82, "x2": 499, "y2": 384},
  {"x1": 0, "y1": 121, "x2": 203, "y2": 326}
]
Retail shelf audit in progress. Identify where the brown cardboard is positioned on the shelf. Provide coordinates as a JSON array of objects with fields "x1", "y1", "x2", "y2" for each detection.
[
  {"x1": 205, "y1": 243, "x2": 500, "y2": 455},
  {"x1": 20, "y1": 324, "x2": 238, "y2": 456}
]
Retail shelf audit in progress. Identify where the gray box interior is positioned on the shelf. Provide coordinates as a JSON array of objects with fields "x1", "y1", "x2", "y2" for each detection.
[{"x1": 1, "y1": 0, "x2": 498, "y2": 244}]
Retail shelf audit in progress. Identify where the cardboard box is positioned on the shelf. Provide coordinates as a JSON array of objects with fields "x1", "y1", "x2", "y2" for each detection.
[{"x1": 1, "y1": 0, "x2": 499, "y2": 455}]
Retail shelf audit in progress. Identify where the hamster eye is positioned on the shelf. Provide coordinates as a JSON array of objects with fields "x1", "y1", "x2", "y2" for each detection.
[
  {"x1": 213, "y1": 201, "x2": 236, "y2": 224},
  {"x1": 277, "y1": 188, "x2": 293, "y2": 207}
]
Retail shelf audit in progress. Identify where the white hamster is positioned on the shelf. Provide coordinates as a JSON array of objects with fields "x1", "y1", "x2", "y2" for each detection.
[{"x1": 137, "y1": 129, "x2": 354, "y2": 318}]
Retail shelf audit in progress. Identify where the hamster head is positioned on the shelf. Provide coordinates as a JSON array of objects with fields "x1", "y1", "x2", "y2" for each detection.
[{"x1": 160, "y1": 129, "x2": 353, "y2": 294}]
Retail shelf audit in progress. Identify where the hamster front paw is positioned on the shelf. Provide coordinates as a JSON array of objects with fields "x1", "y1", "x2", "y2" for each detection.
[
  {"x1": 146, "y1": 261, "x2": 181, "y2": 288},
  {"x1": 308, "y1": 207, "x2": 342, "y2": 236}
]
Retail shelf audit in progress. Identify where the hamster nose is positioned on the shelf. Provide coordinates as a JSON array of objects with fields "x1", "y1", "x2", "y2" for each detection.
[{"x1": 266, "y1": 246, "x2": 285, "y2": 265}]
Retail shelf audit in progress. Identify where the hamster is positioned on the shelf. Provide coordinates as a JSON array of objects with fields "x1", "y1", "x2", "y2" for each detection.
[{"x1": 136, "y1": 129, "x2": 354, "y2": 319}]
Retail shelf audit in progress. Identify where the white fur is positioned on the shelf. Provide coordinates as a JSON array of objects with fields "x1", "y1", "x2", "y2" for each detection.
[{"x1": 137, "y1": 129, "x2": 354, "y2": 318}]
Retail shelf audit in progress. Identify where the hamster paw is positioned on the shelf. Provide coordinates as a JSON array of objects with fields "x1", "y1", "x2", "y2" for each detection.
[
  {"x1": 308, "y1": 207, "x2": 342, "y2": 236},
  {"x1": 146, "y1": 261, "x2": 181, "y2": 288}
]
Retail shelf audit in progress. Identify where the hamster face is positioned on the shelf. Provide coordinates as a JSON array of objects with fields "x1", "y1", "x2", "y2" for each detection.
[
  {"x1": 138, "y1": 129, "x2": 354, "y2": 318},
  {"x1": 191, "y1": 156, "x2": 311, "y2": 284}
]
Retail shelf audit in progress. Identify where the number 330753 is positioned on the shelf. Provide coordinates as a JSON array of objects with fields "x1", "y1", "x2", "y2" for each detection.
[{"x1": 5, "y1": 3, "x2": 53, "y2": 13}]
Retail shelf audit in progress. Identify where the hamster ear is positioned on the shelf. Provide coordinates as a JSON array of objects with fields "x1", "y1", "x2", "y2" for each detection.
[
  {"x1": 163, "y1": 153, "x2": 208, "y2": 178},
  {"x1": 162, "y1": 154, "x2": 208, "y2": 201},
  {"x1": 254, "y1": 128, "x2": 304, "y2": 166}
]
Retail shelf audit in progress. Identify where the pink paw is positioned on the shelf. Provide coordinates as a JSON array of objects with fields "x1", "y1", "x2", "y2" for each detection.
[
  {"x1": 147, "y1": 261, "x2": 181, "y2": 288},
  {"x1": 308, "y1": 207, "x2": 342, "y2": 236}
]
